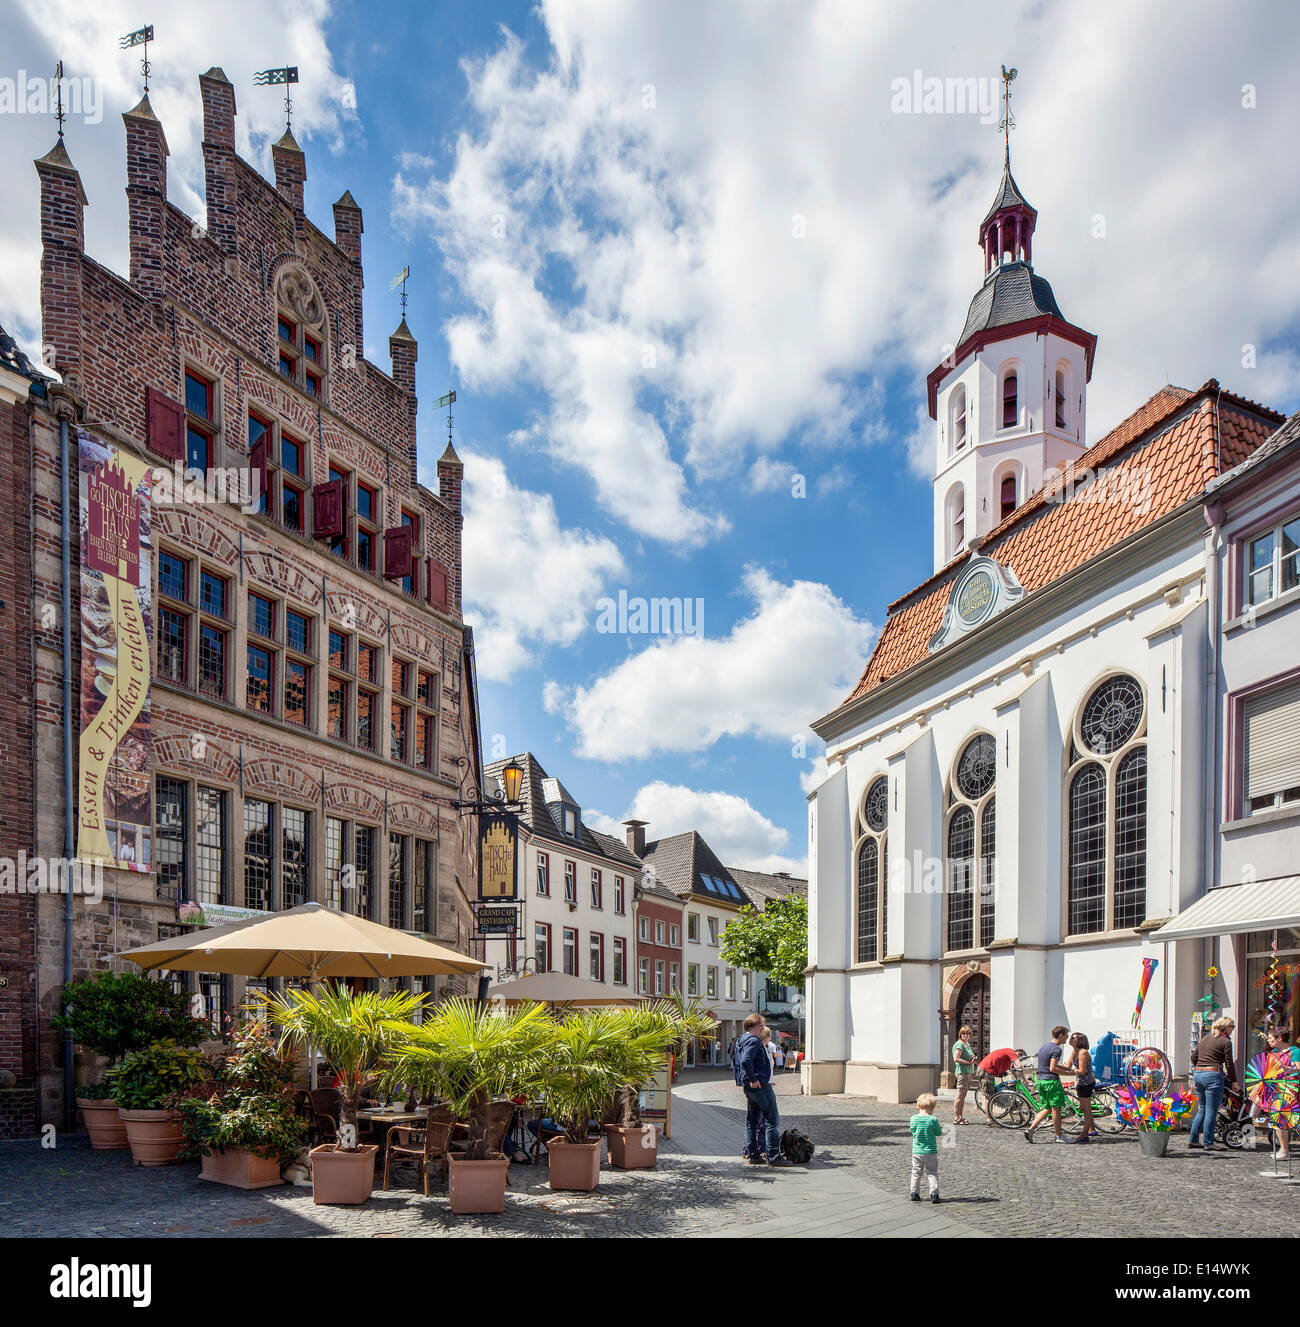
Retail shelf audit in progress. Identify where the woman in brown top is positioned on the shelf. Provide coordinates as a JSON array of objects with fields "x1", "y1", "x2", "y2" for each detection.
[{"x1": 1187, "y1": 1016, "x2": 1237, "y2": 1151}]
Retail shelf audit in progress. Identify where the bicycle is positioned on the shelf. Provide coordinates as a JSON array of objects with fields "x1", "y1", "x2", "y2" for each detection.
[{"x1": 985, "y1": 1068, "x2": 1126, "y2": 1135}]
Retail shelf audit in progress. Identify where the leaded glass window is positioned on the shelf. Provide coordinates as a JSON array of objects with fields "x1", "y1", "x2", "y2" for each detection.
[
  {"x1": 1081, "y1": 676, "x2": 1144, "y2": 755},
  {"x1": 946, "y1": 805, "x2": 976, "y2": 952},
  {"x1": 946, "y1": 735, "x2": 995, "y2": 952},
  {"x1": 194, "y1": 786, "x2": 224, "y2": 906},
  {"x1": 1068, "y1": 764, "x2": 1107, "y2": 934},
  {"x1": 855, "y1": 775, "x2": 889, "y2": 962},
  {"x1": 979, "y1": 797, "x2": 997, "y2": 948},
  {"x1": 865, "y1": 776, "x2": 888, "y2": 833},
  {"x1": 856, "y1": 838, "x2": 879, "y2": 964},
  {"x1": 1114, "y1": 748, "x2": 1148, "y2": 928},
  {"x1": 956, "y1": 733, "x2": 997, "y2": 800},
  {"x1": 244, "y1": 799, "x2": 272, "y2": 911},
  {"x1": 282, "y1": 807, "x2": 309, "y2": 908}
]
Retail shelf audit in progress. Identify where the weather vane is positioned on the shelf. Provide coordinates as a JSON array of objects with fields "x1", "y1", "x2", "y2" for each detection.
[
  {"x1": 389, "y1": 265, "x2": 411, "y2": 319},
  {"x1": 254, "y1": 66, "x2": 299, "y2": 133},
  {"x1": 54, "y1": 60, "x2": 66, "y2": 139},
  {"x1": 434, "y1": 390, "x2": 457, "y2": 453},
  {"x1": 999, "y1": 65, "x2": 1018, "y2": 165},
  {"x1": 120, "y1": 25, "x2": 155, "y2": 96}
]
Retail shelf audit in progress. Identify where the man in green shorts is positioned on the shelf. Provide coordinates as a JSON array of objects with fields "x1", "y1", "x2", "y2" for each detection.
[{"x1": 1024, "y1": 1025, "x2": 1071, "y2": 1143}]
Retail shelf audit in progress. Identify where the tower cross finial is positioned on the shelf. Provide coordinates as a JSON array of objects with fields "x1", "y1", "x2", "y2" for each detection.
[{"x1": 999, "y1": 65, "x2": 1018, "y2": 167}]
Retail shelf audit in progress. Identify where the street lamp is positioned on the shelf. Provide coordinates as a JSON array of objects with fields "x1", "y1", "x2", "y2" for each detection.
[
  {"x1": 454, "y1": 757, "x2": 525, "y2": 815},
  {"x1": 499, "y1": 758, "x2": 524, "y2": 806}
]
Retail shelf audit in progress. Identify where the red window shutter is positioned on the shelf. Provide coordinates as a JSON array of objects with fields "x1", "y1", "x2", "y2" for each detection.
[
  {"x1": 426, "y1": 557, "x2": 450, "y2": 613},
  {"x1": 312, "y1": 479, "x2": 345, "y2": 538},
  {"x1": 384, "y1": 525, "x2": 413, "y2": 580},
  {"x1": 146, "y1": 386, "x2": 185, "y2": 460}
]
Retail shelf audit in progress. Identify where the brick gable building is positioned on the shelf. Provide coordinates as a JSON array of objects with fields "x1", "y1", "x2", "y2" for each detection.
[{"x1": 21, "y1": 72, "x2": 486, "y2": 1132}]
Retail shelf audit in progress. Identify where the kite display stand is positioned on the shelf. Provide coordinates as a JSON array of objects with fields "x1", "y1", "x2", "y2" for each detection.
[{"x1": 1245, "y1": 1046, "x2": 1300, "y2": 1180}]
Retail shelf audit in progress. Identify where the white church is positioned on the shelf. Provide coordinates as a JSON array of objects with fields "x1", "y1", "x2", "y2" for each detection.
[{"x1": 803, "y1": 135, "x2": 1286, "y2": 1103}]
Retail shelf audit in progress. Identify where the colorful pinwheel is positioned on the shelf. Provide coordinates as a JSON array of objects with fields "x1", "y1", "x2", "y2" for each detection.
[{"x1": 1245, "y1": 1050, "x2": 1300, "y2": 1123}]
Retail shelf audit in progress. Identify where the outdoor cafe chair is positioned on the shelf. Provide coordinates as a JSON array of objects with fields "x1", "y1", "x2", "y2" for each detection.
[
  {"x1": 382, "y1": 1105, "x2": 456, "y2": 1196},
  {"x1": 448, "y1": 1099, "x2": 516, "y2": 1162}
]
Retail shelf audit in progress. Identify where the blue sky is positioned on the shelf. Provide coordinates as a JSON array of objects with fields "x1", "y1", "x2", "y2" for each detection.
[{"x1": 4, "y1": 1, "x2": 1299, "y2": 873}]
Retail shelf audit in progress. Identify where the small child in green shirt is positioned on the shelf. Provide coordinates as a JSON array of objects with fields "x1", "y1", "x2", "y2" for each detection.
[{"x1": 909, "y1": 1092, "x2": 942, "y2": 1203}]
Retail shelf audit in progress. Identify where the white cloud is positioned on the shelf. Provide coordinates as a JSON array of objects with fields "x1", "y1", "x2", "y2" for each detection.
[
  {"x1": 747, "y1": 456, "x2": 796, "y2": 495},
  {"x1": 462, "y1": 452, "x2": 624, "y2": 681},
  {"x1": 393, "y1": 0, "x2": 1300, "y2": 545},
  {"x1": 588, "y1": 781, "x2": 805, "y2": 876},
  {"x1": 799, "y1": 755, "x2": 830, "y2": 796},
  {"x1": 546, "y1": 565, "x2": 876, "y2": 760},
  {"x1": 814, "y1": 464, "x2": 854, "y2": 499},
  {"x1": 0, "y1": 0, "x2": 359, "y2": 350}
]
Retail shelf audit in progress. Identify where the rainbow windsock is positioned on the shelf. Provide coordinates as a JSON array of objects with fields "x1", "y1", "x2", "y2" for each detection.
[{"x1": 1132, "y1": 956, "x2": 1158, "y2": 1027}]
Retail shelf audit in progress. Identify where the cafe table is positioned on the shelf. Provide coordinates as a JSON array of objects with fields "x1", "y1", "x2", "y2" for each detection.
[{"x1": 356, "y1": 1106, "x2": 427, "y2": 1154}]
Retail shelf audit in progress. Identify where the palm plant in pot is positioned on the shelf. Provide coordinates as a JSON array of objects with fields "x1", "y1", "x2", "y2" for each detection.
[
  {"x1": 380, "y1": 998, "x2": 553, "y2": 1214},
  {"x1": 178, "y1": 1018, "x2": 306, "y2": 1189},
  {"x1": 53, "y1": 971, "x2": 204, "y2": 1150},
  {"x1": 108, "y1": 1040, "x2": 209, "y2": 1166},
  {"x1": 606, "y1": 996, "x2": 717, "y2": 1169},
  {"x1": 262, "y1": 985, "x2": 424, "y2": 1205}
]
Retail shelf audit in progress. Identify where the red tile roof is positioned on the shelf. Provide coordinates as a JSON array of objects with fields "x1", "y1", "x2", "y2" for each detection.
[{"x1": 840, "y1": 381, "x2": 1282, "y2": 708}]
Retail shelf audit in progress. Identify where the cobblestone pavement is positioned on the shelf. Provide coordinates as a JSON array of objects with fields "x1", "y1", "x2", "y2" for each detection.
[{"x1": 0, "y1": 1072, "x2": 1293, "y2": 1237}]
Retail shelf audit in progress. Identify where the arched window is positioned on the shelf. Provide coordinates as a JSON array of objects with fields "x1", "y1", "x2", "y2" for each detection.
[
  {"x1": 1055, "y1": 367, "x2": 1069, "y2": 430},
  {"x1": 854, "y1": 775, "x2": 889, "y2": 963},
  {"x1": 275, "y1": 266, "x2": 329, "y2": 399},
  {"x1": 945, "y1": 733, "x2": 996, "y2": 952},
  {"x1": 999, "y1": 472, "x2": 1018, "y2": 521},
  {"x1": 951, "y1": 385, "x2": 967, "y2": 452},
  {"x1": 1001, "y1": 370, "x2": 1018, "y2": 429},
  {"x1": 946, "y1": 484, "x2": 966, "y2": 561},
  {"x1": 1067, "y1": 674, "x2": 1148, "y2": 935}
]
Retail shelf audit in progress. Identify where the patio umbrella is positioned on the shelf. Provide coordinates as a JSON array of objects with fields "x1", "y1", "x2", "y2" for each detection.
[
  {"x1": 485, "y1": 970, "x2": 636, "y2": 1008},
  {"x1": 116, "y1": 902, "x2": 487, "y2": 1085}
]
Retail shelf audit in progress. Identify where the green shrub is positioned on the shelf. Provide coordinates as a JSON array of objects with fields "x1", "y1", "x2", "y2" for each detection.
[
  {"x1": 54, "y1": 972, "x2": 204, "y2": 1063},
  {"x1": 109, "y1": 1041, "x2": 209, "y2": 1111}
]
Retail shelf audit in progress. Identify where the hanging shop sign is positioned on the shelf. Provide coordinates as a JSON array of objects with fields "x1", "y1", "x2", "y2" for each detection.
[
  {"x1": 478, "y1": 811, "x2": 518, "y2": 901},
  {"x1": 77, "y1": 435, "x2": 153, "y2": 872},
  {"x1": 476, "y1": 905, "x2": 519, "y2": 936}
]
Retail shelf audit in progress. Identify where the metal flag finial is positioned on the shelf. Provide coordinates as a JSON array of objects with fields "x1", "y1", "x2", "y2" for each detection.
[
  {"x1": 120, "y1": 24, "x2": 155, "y2": 95},
  {"x1": 54, "y1": 60, "x2": 66, "y2": 139},
  {"x1": 389, "y1": 264, "x2": 411, "y2": 319},
  {"x1": 254, "y1": 65, "x2": 299, "y2": 133},
  {"x1": 999, "y1": 65, "x2": 1018, "y2": 167},
  {"x1": 434, "y1": 389, "x2": 457, "y2": 453}
]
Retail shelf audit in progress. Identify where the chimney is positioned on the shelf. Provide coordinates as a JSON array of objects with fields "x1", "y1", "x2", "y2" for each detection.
[
  {"x1": 332, "y1": 190, "x2": 364, "y2": 352},
  {"x1": 123, "y1": 95, "x2": 169, "y2": 302},
  {"x1": 624, "y1": 820, "x2": 647, "y2": 856},
  {"x1": 34, "y1": 137, "x2": 88, "y2": 381},
  {"x1": 389, "y1": 319, "x2": 418, "y2": 478},
  {"x1": 199, "y1": 68, "x2": 238, "y2": 258},
  {"x1": 272, "y1": 128, "x2": 306, "y2": 216}
]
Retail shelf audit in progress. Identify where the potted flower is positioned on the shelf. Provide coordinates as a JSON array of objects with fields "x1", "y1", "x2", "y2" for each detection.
[
  {"x1": 1114, "y1": 1085, "x2": 1196, "y2": 1156},
  {"x1": 263, "y1": 985, "x2": 424, "y2": 1205},
  {"x1": 178, "y1": 1019, "x2": 305, "y2": 1188},
  {"x1": 606, "y1": 997, "x2": 717, "y2": 1170},
  {"x1": 53, "y1": 971, "x2": 204, "y2": 1150},
  {"x1": 381, "y1": 998, "x2": 553, "y2": 1214},
  {"x1": 108, "y1": 1040, "x2": 209, "y2": 1165}
]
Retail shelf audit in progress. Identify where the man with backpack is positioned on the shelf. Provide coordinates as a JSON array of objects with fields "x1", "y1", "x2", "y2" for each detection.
[{"x1": 733, "y1": 1013, "x2": 789, "y2": 1166}]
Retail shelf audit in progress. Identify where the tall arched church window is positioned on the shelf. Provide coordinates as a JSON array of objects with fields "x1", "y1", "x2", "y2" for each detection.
[
  {"x1": 1001, "y1": 370, "x2": 1018, "y2": 429},
  {"x1": 947, "y1": 485, "x2": 966, "y2": 561},
  {"x1": 1055, "y1": 368, "x2": 1068, "y2": 430},
  {"x1": 854, "y1": 775, "x2": 889, "y2": 963},
  {"x1": 1067, "y1": 675, "x2": 1148, "y2": 934},
  {"x1": 1000, "y1": 473, "x2": 1017, "y2": 521},
  {"x1": 945, "y1": 733, "x2": 996, "y2": 952},
  {"x1": 951, "y1": 385, "x2": 967, "y2": 452}
]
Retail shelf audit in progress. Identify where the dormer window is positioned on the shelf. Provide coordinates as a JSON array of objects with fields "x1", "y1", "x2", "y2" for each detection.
[{"x1": 564, "y1": 807, "x2": 576, "y2": 837}]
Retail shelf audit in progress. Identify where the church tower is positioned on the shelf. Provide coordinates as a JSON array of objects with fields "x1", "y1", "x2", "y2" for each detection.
[{"x1": 927, "y1": 77, "x2": 1097, "y2": 573}]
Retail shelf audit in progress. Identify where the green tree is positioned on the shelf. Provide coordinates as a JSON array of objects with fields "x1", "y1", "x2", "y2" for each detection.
[
  {"x1": 53, "y1": 971, "x2": 204, "y2": 1063},
  {"x1": 720, "y1": 894, "x2": 808, "y2": 992}
]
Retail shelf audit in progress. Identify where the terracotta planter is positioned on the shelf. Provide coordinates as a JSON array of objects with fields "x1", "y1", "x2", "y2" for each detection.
[
  {"x1": 78, "y1": 1098, "x2": 128, "y2": 1150},
  {"x1": 605, "y1": 1123, "x2": 658, "y2": 1169},
  {"x1": 448, "y1": 1154, "x2": 510, "y2": 1214},
  {"x1": 119, "y1": 1108, "x2": 184, "y2": 1166},
  {"x1": 200, "y1": 1146, "x2": 285, "y2": 1189},
  {"x1": 546, "y1": 1137, "x2": 603, "y2": 1191},
  {"x1": 309, "y1": 1143, "x2": 377, "y2": 1205}
]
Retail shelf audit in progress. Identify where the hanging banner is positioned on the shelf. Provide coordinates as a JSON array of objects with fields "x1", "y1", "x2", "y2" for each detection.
[
  {"x1": 77, "y1": 434, "x2": 153, "y2": 872},
  {"x1": 478, "y1": 811, "x2": 518, "y2": 901}
]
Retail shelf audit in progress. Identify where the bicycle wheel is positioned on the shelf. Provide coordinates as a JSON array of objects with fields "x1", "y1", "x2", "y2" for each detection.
[
  {"x1": 1060, "y1": 1096, "x2": 1088, "y2": 1135},
  {"x1": 1089, "y1": 1088, "x2": 1128, "y2": 1134},
  {"x1": 987, "y1": 1089, "x2": 1029, "y2": 1129}
]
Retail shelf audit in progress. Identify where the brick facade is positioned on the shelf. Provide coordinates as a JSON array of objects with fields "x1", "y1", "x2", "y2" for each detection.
[
  {"x1": 634, "y1": 892, "x2": 685, "y2": 999},
  {"x1": 23, "y1": 72, "x2": 487, "y2": 1133}
]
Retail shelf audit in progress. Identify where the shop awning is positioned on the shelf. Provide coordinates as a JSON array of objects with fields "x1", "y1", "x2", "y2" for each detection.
[{"x1": 1150, "y1": 876, "x2": 1300, "y2": 942}]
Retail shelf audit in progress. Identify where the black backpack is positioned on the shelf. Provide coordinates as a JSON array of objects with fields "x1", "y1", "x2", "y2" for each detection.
[{"x1": 780, "y1": 1128, "x2": 814, "y2": 1164}]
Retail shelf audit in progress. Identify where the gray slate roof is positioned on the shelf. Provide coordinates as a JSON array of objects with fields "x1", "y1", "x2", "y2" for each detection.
[
  {"x1": 638, "y1": 831, "x2": 751, "y2": 908},
  {"x1": 725, "y1": 866, "x2": 807, "y2": 910},
  {"x1": 956, "y1": 260, "x2": 1064, "y2": 350},
  {"x1": 981, "y1": 163, "x2": 1035, "y2": 227},
  {"x1": 0, "y1": 322, "x2": 46, "y2": 383}
]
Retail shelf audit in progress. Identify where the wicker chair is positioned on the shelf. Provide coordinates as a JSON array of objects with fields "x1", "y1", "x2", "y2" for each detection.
[
  {"x1": 383, "y1": 1106, "x2": 456, "y2": 1196},
  {"x1": 309, "y1": 1088, "x2": 341, "y2": 1144}
]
